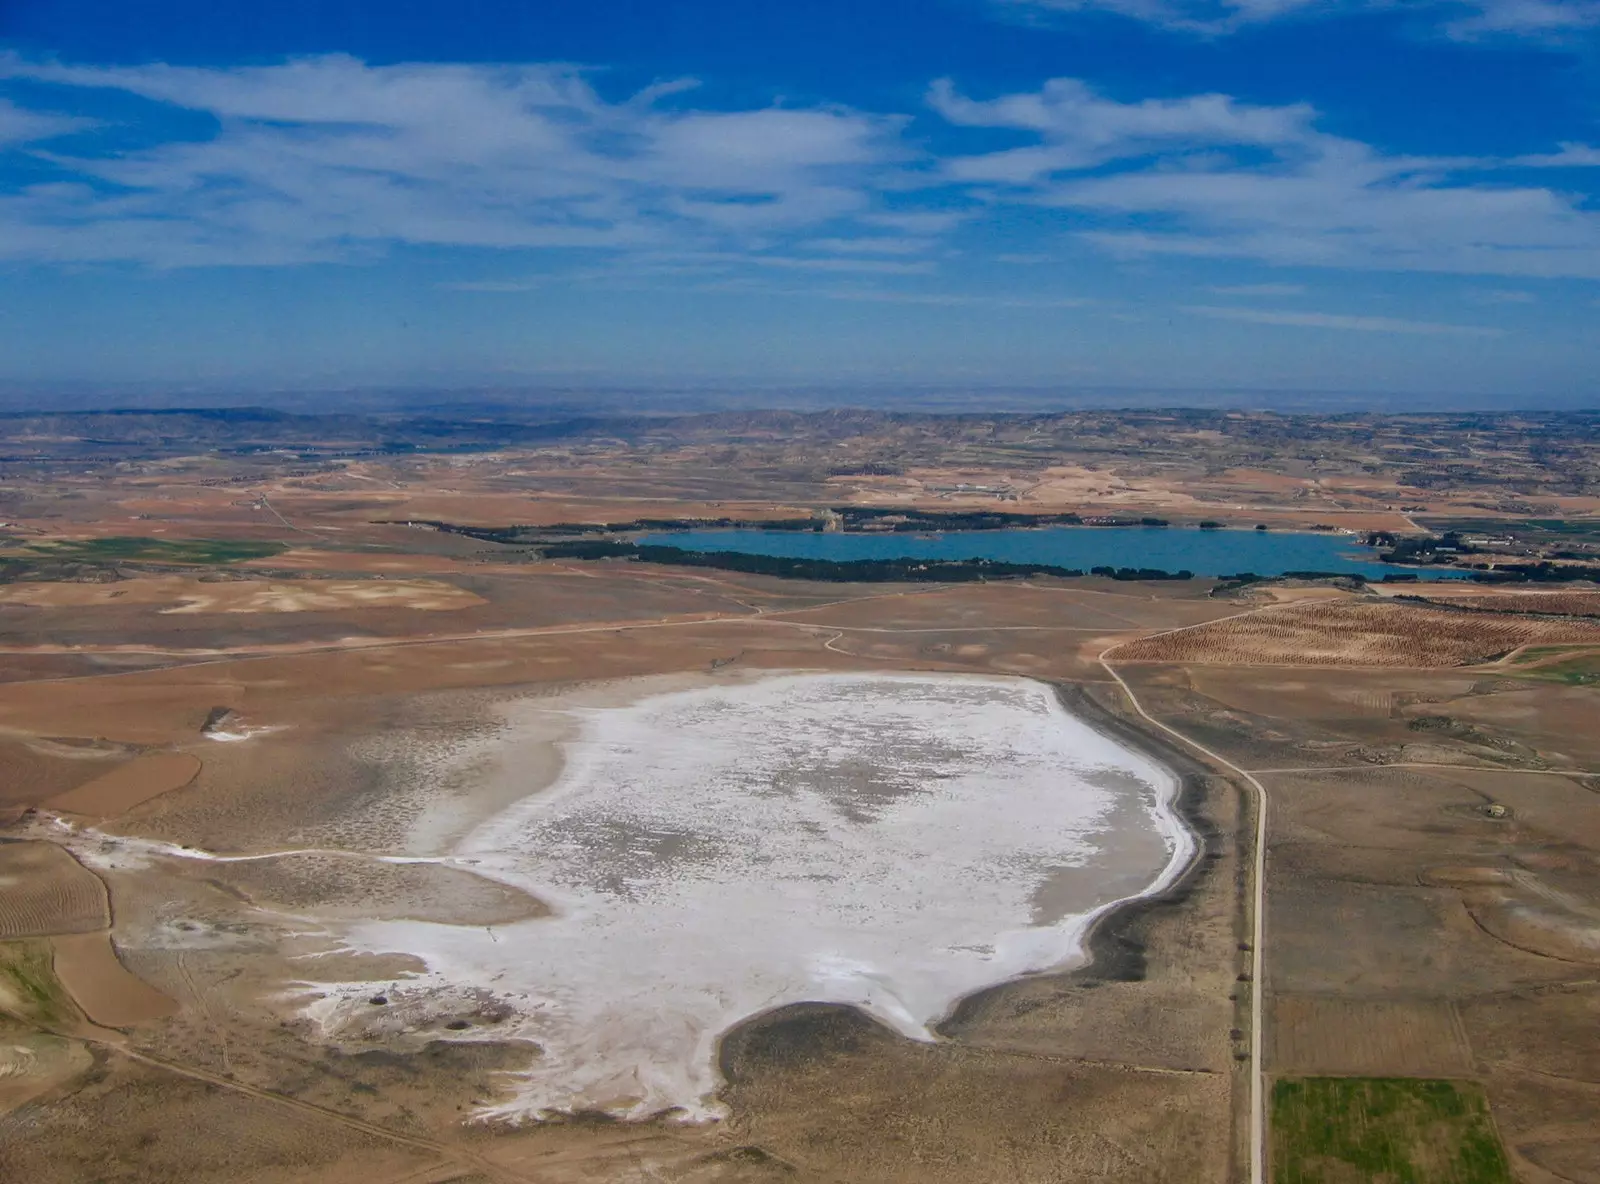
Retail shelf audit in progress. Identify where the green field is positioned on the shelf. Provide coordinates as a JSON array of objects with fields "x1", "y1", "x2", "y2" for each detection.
[
  {"x1": 1273, "y1": 1078, "x2": 1512, "y2": 1184},
  {"x1": 1501, "y1": 646, "x2": 1600, "y2": 685},
  {"x1": 15, "y1": 536, "x2": 286, "y2": 565}
]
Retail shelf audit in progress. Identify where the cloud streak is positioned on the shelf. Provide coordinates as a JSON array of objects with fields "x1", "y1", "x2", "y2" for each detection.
[
  {"x1": 1186, "y1": 304, "x2": 1504, "y2": 335},
  {"x1": 991, "y1": 0, "x2": 1600, "y2": 39}
]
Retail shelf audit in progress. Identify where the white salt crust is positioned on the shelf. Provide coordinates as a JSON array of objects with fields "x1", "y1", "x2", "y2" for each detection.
[{"x1": 299, "y1": 673, "x2": 1194, "y2": 1121}]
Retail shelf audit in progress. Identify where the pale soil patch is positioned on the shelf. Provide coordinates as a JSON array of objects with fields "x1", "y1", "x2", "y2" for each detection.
[
  {"x1": 0, "y1": 842, "x2": 109, "y2": 938},
  {"x1": 46, "y1": 752, "x2": 202, "y2": 818},
  {"x1": 50, "y1": 932, "x2": 177, "y2": 1026},
  {"x1": 1260, "y1": 585, "x2": 1358, "y2": 603},
  {"x1": 0, "y1": 576, "x2": 484, "y2": 613},
  {"x1": 1269, "y1": 995, "x2": 1473, "y2": 1076},
  {"x1": 1113, "y1": 600, "x2": 1600, "y2": 667}
]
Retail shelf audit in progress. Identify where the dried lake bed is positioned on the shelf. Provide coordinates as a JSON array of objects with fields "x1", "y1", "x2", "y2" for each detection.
[{"x1": 77, "y1": 671, "x2": 1197, "y2": 1124}]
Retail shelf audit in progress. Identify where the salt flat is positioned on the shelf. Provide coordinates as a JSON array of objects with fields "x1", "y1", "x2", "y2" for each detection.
[{"x1": 292, "y1": 672, "x2": 1193, "y2": 1121}]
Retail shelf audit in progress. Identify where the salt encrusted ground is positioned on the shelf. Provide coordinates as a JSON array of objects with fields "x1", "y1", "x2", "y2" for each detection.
[{"x1": 288, "y1": 672, "x2": 1194, "y2": 1122}]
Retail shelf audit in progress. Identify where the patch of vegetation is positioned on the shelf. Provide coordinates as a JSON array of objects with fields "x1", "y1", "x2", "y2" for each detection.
[
  {"x1": 15, "y1": 536, "x2": 286, "y2": 565},
  {"x1": 1504, "y1": 651, "x2": 1600, "y2": 686},
  {"x1": 1272, "y1": 1077, "x2": 1512, "y2": 1184},
  {"x1": 0, "y1": 940, "x2": 74, "y2": 1027}
]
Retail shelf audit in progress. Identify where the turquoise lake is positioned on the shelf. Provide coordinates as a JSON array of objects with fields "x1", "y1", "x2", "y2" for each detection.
[{"x1": 639, "y1": 526, "x2": 1452, "y2": 580}]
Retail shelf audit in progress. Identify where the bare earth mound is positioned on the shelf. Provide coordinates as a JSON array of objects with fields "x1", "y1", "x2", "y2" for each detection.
[
  {"x1": 0, "y1": 842, "x2": 109, "y2": 938},
  {"x1": 1114, "y1": 600, "x2": 1600, "y2": 667}
]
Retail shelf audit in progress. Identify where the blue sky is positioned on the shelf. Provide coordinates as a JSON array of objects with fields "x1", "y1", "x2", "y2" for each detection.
[{"x1": 1, "y1": 0, "x2": 1598, "y2": 403}]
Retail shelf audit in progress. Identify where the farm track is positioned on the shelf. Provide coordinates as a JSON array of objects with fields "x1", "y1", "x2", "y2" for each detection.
[{"x1": 1100, "y1": 601, "x2": 1280, "y2": 1184}]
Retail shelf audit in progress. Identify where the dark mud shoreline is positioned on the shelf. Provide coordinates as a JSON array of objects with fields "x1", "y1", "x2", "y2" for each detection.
[{"x1": 718, "y1": 676, "x2": 1237, "y2": 1087}]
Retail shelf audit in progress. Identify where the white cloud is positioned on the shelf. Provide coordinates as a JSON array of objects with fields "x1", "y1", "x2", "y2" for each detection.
[
  {"x1": 3, "y1": 56, "x2": 1598, "y2": 287},
  {"x1": 993, "y1": 0, "x2": 1600, "y2": 38},
  {"x1": 0, "y1": 54, "x2": 919, "y2": 267},
  {"x1": 939, "y1": 78, "x2": 1600, "y2": 279},
  {"x1": 1444, "y1": 0, "x2": 1600, "y2": 37},
  {"x1": 0, "y1": 98, "x2": 90, "y2": 145},
  {"x1": 1509, "y1": 142, "x2": 1600, "y2": 168},
  {"x1": 929, "y1": 76, "x2": 1316, "y2": 179},
  {"x1": 1186, "y1": 304, "x2": 1505, "y2": 335}
]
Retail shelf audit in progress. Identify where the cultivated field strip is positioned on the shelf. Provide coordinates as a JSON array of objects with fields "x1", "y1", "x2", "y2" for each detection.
[
  {"x1": 0, "y1": 841, "x2": 110, "y2": 938},
  {"x1": 1414, "y1": 591, "x2": 1600, "y2": 618},
  {"x1": 1269, "y1": 995, "x2": 1474, "y2": 1077}
]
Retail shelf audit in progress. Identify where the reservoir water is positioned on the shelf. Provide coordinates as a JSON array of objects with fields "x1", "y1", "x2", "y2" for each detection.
[{"x1": 641, "y1": 524, "x2": 1443, "y2": 579}]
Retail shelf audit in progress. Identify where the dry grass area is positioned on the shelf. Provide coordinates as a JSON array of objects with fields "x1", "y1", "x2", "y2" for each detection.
[
  {"x1": 0, "y1": 842, "x2": 108, "y2": 939},
  {"x1": 1109, "y1": 659, "x2": 1600, "y2": 1182},
  {"x1": 1113, "y1": 599, "x2": 1600, "y2": 667}
]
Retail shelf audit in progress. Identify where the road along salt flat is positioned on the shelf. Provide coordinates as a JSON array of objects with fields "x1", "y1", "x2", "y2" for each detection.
[{"x1": 248, "y1": 672, "x2": 1198, "y2": 1121}]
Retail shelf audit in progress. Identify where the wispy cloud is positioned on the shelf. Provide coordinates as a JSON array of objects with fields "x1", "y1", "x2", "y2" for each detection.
[
  {"x1": 990, "y1": 0, "x2": 1600, "y2": 39},
  {"x1": 812, "y1": 288, "x2": 1093, "y2": 307},
  {"x1": 1466, "y1": 288, "x2": 1537, "y2": 304},
  {"x1": 938, "y1": 77, "x2": 1600, "y2": 278},
  {"x1": 1508, "y1": 142, "x2": 1600, "y2": 168},
  {"x1": 3, "y1": 54, "x2": 1598, "y2": 290},
  {"x1": 0, "y1": 97, "x2": 91, "y2": 145},
  {"x1": 1186, "y1": 304, "x2": 1504, "y2": 335},
  {"x1": 1208, "y1": 282, "x2": 1307, "y2": 295},
  {"x1": 0, "y1": 54, "x2": 929, "y2": 268}
]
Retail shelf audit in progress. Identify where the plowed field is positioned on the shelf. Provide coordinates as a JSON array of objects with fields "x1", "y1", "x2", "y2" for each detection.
[{"x1": 0, "y1": 843, "x2": 109, "y2": 938}]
